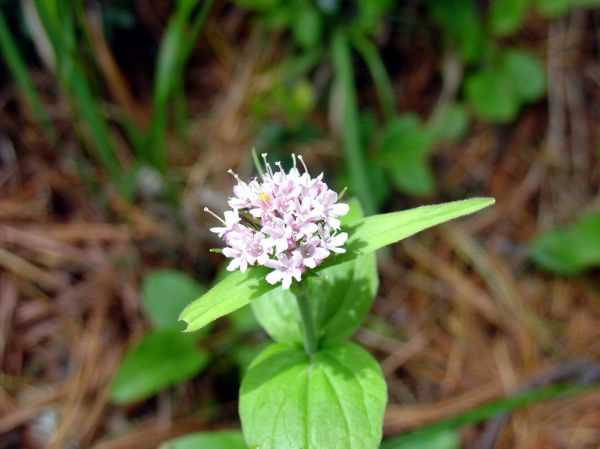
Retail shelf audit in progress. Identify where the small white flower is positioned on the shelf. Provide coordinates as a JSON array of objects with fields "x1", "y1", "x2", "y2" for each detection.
[
  {"x1": 319, "y1": 226, "x2": 348, "y2": 254},
  {"x1": 264, "y1": 252, "x2": 304, "y2": 289},
  {"x1": 207, "y1": 153, "x2": 349, "y2": 288},
  {"x1": 298, "y1": 237, "x2": 330, "y2": 269},
  {"x1": 208, "y1": 210, "x2": 240, "y2": 238}
]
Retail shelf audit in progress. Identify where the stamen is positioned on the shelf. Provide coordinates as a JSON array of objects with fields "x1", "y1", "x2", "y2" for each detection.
[
  {"x1": 291, "y1": 153, "x2": 297, "y2": 169},
  {"x1": 204, "y1": 207, "x2": 225, "y2": 224},
  {"x1": 297, "y1": 155, "x2": 309, "y2": 173},
  {"x1": 262, "y1": 153, "x2": 273, "y2": 176},
  {"x1": 275, "y1": 161, "x2": 284, "y2": 172}
]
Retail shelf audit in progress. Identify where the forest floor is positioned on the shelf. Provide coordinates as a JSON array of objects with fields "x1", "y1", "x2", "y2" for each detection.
[{"x1": 1, "y1": 4, "x2": 600, "y2": 449}]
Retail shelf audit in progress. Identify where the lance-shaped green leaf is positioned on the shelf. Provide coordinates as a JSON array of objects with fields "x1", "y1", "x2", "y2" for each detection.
[
  {"x1": 239, "y1": 342, "x2": 387, "y2": 449},
  {"x1": 179, "y1": 197, "x2": 495, "y2": 332}
]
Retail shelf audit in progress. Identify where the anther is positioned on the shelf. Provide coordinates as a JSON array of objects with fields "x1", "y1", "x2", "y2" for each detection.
[{"x1": 227, "y1": 169, "x2": 240, "y2": 180}]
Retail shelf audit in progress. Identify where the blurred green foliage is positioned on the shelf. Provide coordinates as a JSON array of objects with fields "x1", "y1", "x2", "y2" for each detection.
[
  {"x1": 3, "y1": 0, "x2": 596, "y2": 206},
  {"x1": 110, "y1": 329, "x2": 210, "y2": 404},
  {"x1": 1, "y1": 0, "x2": 597, "y2": 441},
  {"x1": 530, "y1": 213, "x2": 600, "y2": 276},
  {"x1": 381, "y1": 430, "x2": 461, "y2": 449},
  {"x1": 0, "y1": 0, "x2": 212, "y2": 194},
  {"x1": 110, "y1": 269, "x2": 210, "y2": 404},
  {"x1": 161, "y1": 430, "x2": 247, "y2": 449},
  {"x1": 141, "y1": 269, "x2": 207, "y2": 331}
]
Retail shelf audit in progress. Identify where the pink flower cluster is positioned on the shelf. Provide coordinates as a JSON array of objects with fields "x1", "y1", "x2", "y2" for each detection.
[{"x1": 206, "y1": 154, "x2": 349, "y2": 289}]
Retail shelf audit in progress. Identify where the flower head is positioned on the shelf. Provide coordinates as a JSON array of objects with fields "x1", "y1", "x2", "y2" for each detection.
[{"x1": 207, "y1": 154, "x2": 349, "y2": 288}]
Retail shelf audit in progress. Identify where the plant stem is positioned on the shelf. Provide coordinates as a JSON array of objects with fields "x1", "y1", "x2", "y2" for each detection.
[{"x1": 295, "y1": 285, "x2": 318, "y2": 356}]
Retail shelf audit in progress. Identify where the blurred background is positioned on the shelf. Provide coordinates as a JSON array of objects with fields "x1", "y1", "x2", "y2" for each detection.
[{"x1": 1, "y1": 0, "x2": 599, "y2": 448}]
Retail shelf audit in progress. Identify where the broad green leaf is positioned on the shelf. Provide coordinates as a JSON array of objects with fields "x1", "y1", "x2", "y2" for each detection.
[
  {"x1": 379, "y1": 114, "x2": 436, "y2": 197},
  {"x1": 389, "y1": 160, "x2": 436, "y2": 198},
  {"x1": 465, "y1": 69, "x2": 520, "y2": 123},
  {"x1": 427, "y1": 0, "x2": 486, "y2": 63},
  {"x1": 489, "y1": 0, "x2": 530, "y2": 37},
  {"x1": 501, "y1": 49, "x2": 546, "y2": 103},
  {"x1": 160, "y1": 430, "x2": 247, "y2": 449},
  {"x1": 252, "y1": 199, "x2": 378, "y2": 345},
  {"x1": 240, "y1": 342, "x2": 387, "y2": 449},
  {"x1": 429, "y1": 103, "x2": 470, "y2": 142},
  {"x1": 310, "y1": 254, "x2": 378, "y2": 344},
  {"x1": 252, "y1": 246, "x2": 378, "y2": 345},
  {"x1": 379, "y1": 114, "x2": 430, "y2": 158},
  {"x1": 381, "y1": 430, "x2": 461, "y2": 449},
  {"x1": 110, "y1": 330, "x2": 209, "y2": 404},
  {"x1": 251, "y1": 287, "x2": 302, "y2": 344},
  {"x1": 530, "y1": 213, "x2": 600, "y2": 276},
  {"x1": 292, "y1": 6, "x2": 322, "y2": 50},
  {"x1": 535, "y1": 0, "x2": 571, "y2": 17},
  {"x1": 179, "y1": 198, "x2": 495, "y2": 332},
  {"x1": 141, "y1": 269, "x2": 207, "y2": 330}
]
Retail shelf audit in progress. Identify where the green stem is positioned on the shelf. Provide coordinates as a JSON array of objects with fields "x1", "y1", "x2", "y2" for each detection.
[{"x1": 295, "y1": 285, "x2": 318, "y2": 355}]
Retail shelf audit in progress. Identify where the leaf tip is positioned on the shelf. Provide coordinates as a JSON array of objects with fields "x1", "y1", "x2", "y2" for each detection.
[{"x1": 178, "y1": 311, "x2": 193, "y2": 332}]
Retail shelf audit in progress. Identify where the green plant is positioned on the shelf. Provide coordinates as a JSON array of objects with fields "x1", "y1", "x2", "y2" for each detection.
[
  {"x1": 0, "y1": 7, "x2": 54, "y2": 137},
  {"x1": 530, "y1": 213, "x2": 600, "y2": 276},
  {"x1": 110, "y1": 269, "x2": 210, "y2": 404},
  {"x1": 161, "y1": 430, "x2": 247, "y2": 449},
  {"x1": 464, "y1": 48, "x2": 546, "y2": 123},
  {"x1": 234, "y1": 0, "x2": 396, "y2": 214},
  {"x1": 0, "y1": 0, "x2": 212, "y2": 191},
  {"x1": 178, "y1": 155, "x2": 494, "y2": 449}
]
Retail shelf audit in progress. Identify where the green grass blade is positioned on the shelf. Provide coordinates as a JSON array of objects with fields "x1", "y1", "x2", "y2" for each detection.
[
  {"x1": 32, "y1": 0, "x2": 122, "y2": 182},
  {"x1": 331, "y1": 28, "x2": 375, "y2": 215},
  {"x1": 352, "y1": 35, "x2": 396, "y2": 122},
  {"x1": 0, "y1": 8, "x2": 54, "y2": 137},
  {"x1": 149, "y1": 0, "x2": 213, "y2": 171},
  {"x1": 69, "y1": 64, "x2": 122, "y2": 179},
  {"x1": 181, "y1": 0, "x2": 213, "y2": 63}
]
